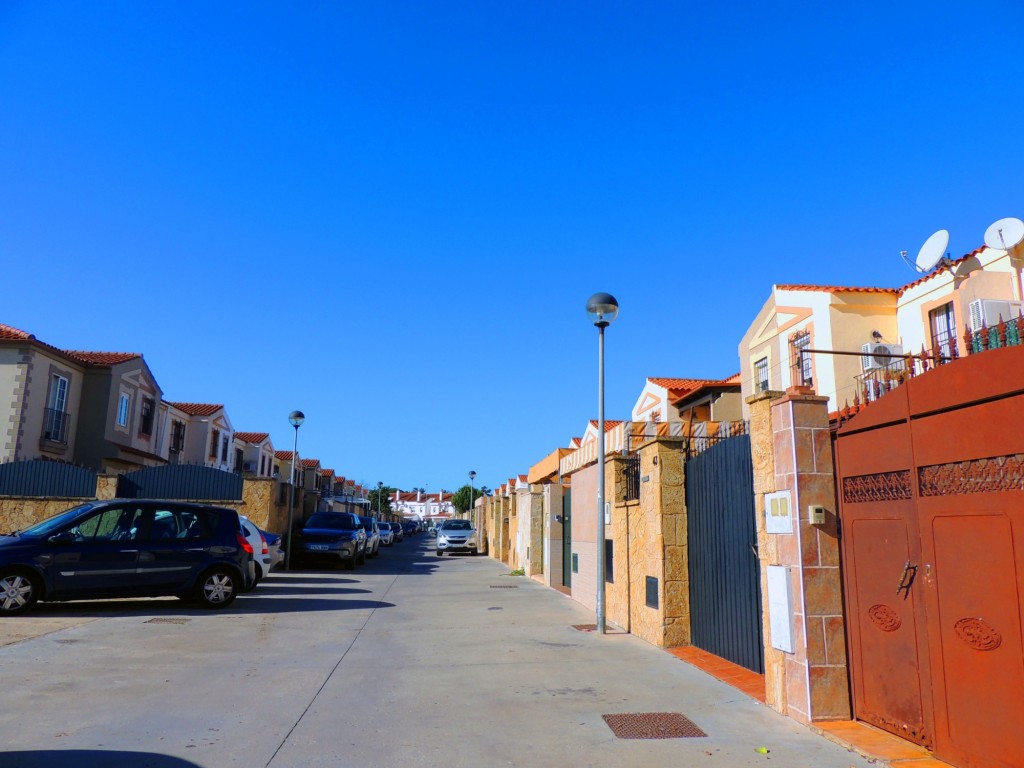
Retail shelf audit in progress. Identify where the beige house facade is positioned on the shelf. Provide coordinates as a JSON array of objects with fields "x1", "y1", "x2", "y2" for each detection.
[
  {"x1": 164, "y1": 402, "x2": 235, "y2": 471},
  {"x1": 1, "y1": 324, "x2": 87, "y2": 463}
]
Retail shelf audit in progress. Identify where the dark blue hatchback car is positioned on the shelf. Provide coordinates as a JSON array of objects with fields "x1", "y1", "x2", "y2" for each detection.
[{"x1": 0, "y1": 500, "x2": 254, "y2": 615}]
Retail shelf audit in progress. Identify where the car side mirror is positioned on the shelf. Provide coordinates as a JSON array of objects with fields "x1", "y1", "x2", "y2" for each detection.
[{"x1": 48, "y1": 531, "x2": 78, "y2": 545}]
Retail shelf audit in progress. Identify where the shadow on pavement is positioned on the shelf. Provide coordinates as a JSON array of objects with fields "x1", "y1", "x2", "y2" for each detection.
[{"x1": 0, "y1": 750, "x2": 203, "y2": 768}]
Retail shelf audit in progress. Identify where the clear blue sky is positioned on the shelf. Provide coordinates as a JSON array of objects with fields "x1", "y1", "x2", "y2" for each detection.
[{"x1": 2, "y1": 2, "x2": 1022, "y2": 493}]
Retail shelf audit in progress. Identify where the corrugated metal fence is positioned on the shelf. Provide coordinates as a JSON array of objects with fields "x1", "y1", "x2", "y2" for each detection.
[
  {"x1": 117, "y1": 464, "x2": 243, "y2": 501},
  {"x1": 0, "y1": 460, "x2": 97, "y2": 498}
]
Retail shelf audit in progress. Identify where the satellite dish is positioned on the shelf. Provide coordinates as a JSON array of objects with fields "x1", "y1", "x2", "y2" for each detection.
[
  {"x1": 913, "y1": 229, "x2": 950, "y2": 273},
  {"x1": 984, "y1": 217, "x2": 1024, "y2": 251}
]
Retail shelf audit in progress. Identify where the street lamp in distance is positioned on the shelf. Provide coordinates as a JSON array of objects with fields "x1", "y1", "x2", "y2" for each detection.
[
  {"x1": 468, "y1": 470, "x2": 476, "y2": 523},
  {"x1": 285, "y1": 409, "x2": 305, "y2": 572},
  {"x1": 586, "y1": 292, "x2": 618, "y2": 634}
]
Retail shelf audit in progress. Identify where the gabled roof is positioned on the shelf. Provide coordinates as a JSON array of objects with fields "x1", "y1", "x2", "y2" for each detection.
[
  {"x1": 234, "y1": 431, "x2": 270, "y2": 444},
  {"x1": 662, "y1": 374, "x2": 743, "y2": 406},
  {"x1": 275, "y1": 450, "x2": 295, "y2": 460},
  {"x1": 299, "y1": 458, "x2": 320, "y2": 469},
  {"x1": 771, "y1": 245, "x2": 987, "y2": 300},
  {"x1": 588, "y1": 420, "x2": 624, "y2": 432},
  {"x1": 166, "y1": 402, "x2": 223, "y2": 417},
  {"x1": 321, "y1": 468, "x2": 334, "y2": 477}
]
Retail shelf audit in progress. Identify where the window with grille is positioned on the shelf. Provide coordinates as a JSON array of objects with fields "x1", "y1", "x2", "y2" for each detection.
[
  {"x1": 754, "y1": 357, "x2": 770, "y2": 393},
  {"x1": 138, "y1": 397, "x2": 155, "y2": 436},
  {"x1": 170, "y1": 421, "x2": 186, "y2": 453},
  {"x1": 209, "y1": 429, "x2": 220, "y2": 459},
  {"x1": 930, "y1": 303, "x2": 957, "y2": 361},
  {"x1": 791, "y1": 331, "x2": 812, "y2": 387}
]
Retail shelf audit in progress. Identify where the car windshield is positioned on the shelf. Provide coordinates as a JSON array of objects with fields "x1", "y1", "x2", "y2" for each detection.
[
  {"x1": 358, "y1": 517, "x2": 374, "y2": 530},
  {"x1": 379, "y1": 523, "x2": 390, "y2": 530},
  {"x1": 442, "y1": 520, "x2": 472, "y2": 530},
  {"x1": 305, "y1": 513, "x2": 356, "y2": 531},
  {"x1": 19, "y1": 503, "x2": 96, "y2": 537}
]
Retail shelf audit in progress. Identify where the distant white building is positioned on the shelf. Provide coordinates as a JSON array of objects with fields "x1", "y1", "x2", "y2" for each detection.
[{"x1": 392, "y1": 489, "x2": 456, "y2": 522}]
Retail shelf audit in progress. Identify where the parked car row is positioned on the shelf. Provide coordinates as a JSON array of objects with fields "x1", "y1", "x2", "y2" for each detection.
[
  {"x1": 0, "y1": 500, "x2": 257, "y2": 614},
  {"x1": 289, "y1": 512, "x2": 424, "y2": 570},
  {"x1": 0, "y1": 501, "x2": 438, "y2": 615}
]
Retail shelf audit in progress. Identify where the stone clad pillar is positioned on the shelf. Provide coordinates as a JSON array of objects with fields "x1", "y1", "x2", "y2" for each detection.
[{"x1": 751, "y1": 387, "x2": 851, "y2": 724}]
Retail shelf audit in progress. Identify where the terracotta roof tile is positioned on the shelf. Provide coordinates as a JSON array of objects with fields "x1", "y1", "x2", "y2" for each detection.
[
  {"x1": 896, "y1": 247, "x2": 984, "y2": 294},
  {"x1": 299, "y1": 458, "x2": 320, "y2": 469},
  {"x1": 588, "y1": 419, "x2": 624, "y2": 432},
  {"x1": 774, "y1": 284, "x2": 899, "y2": 295},
  {"x1": 321, "y1": 468, "x2": 334, "y2": 477},
  {"x1": 0, "y1": 323, "x2": 34, "y2": 340},
  {"x1": 234, "y1": 431, "x2": 269, "y2": 444},
  {"x1": 275, "y1": 450, "x2": 294, "y2": 460},
  {"x1": 64, "y1": 350, "x2": 141, "y2": 366},
  {"x1": 166, "y1": 402, "x2": 223, "y2": 417}
]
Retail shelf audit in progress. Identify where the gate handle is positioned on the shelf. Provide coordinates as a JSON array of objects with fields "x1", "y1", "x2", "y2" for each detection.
[{"x1": 896, "y1": 560, "x2": 917, "y2": 597}]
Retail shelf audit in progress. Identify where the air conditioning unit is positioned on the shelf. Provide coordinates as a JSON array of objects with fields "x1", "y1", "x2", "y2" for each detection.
[
  {"x1": 969, "y1": 299, "x2": 1023, "y2": 332},
  {"x1": 861, "y1": 343, "x2": 904, "y2": 372}
]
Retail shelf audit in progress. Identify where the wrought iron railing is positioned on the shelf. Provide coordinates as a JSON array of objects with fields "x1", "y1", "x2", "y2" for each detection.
[
  {"x1": 42, "y1": 408, "x2": 70, "y2": 443},
  {"x1": 965, "y1": 313, "x2": 1024, "y2": 355},
  {"x1": 623, "y1": 455, "x2": 640, "y2": 501}
]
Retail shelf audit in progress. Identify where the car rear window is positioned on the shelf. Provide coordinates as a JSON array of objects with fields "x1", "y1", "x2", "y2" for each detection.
[{"x1": 306, "y1": 513, "x2": 356, "y2": 531}]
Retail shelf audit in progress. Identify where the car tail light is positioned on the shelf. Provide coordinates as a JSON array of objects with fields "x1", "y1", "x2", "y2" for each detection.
[
  {"x1": 259, "y1": 531, "x2": 268, "y2": 555},
  {"x1": 237, "y1": 530, "x2": 254, "y2": 555}
]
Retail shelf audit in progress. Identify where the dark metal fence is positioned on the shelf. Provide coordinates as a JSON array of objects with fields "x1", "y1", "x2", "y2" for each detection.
[
  {"x1": 685, "y1": 433, "x2": 764, "y2": 673},
  {"x1": 117, "y1": 464, "x2": 243, "y2": 501},
  {"x1": 623, "y1": 455, "x2": 640, "y2": 501},
  {"x1": 0, "y1": 459, "x2": 96, "y2": 498}
]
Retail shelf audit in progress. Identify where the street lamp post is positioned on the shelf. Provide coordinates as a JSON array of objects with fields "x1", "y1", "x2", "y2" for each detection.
[
  {"x1": 285, "y1": 410, "x2": 305, "y2": 571},
  {"x1": 586, "y1": 292, "x2": 618, "y2": 634},
  {"x1": 377, "y1": 481, "x2": 383, "y2": 519},
  {"x1": 468, "y1": 470, "x2": 476, "y2": 523}
]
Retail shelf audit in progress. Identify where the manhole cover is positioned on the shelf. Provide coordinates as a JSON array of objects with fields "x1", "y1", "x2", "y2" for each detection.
[
  {"x1": 572, "y1": 624, "x2": 597, "y2": 632},
  {"x1": 490, "y1": 585, "x2": 518, "y2": 589},
  {"x1": 145, "y1": 618, "x2": 191, "y2": 625},
  {"x1": 603, "y1": 713, "x2": 706, "y2": 739}
]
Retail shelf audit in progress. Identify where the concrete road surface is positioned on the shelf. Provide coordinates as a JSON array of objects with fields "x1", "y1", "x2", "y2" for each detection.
[{"x1": 0, "y1": 537, "x2": 873, "y2": 768}]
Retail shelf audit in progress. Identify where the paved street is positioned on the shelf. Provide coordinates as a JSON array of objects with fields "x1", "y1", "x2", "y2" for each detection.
[{"x1": 0, "y1": 538, "x2": 874, "y2": 768}]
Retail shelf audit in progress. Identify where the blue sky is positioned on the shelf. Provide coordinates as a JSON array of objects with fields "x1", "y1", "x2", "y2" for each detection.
[{"x1": 2, "y1": 2, "x2": 1022, "y2": 493}]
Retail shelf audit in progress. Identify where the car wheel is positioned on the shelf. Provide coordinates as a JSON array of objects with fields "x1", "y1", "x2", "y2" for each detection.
[
  {"x1": 436, "y1": 549, "x2": 443, "y2": 557},
  {"x1": 242, "y1": 564, "x2": 263, "y2": 593},
  {"x1": 343, "y1": 555, "x2": 356, "y2": 570},
  {"x1": 0, "y1": 569, "x2": 40, "y2": 615},
  {"x1": 195, "y1": 567, "x2": 239, "y2": 609},
  {"x1": 356, "y1": 548, "x2": 366, "y2": 566}
]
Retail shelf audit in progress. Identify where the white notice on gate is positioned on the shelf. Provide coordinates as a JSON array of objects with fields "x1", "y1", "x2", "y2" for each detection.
[{"x1": 767, "y1": 565, "x2": 795, "y2": 653}]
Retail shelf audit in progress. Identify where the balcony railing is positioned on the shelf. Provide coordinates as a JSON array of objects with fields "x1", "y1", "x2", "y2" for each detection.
[
  {"x1": 965, "y1": 314, "x2": 1024, "y2": 355},
  {"x1": 42, "y1": 408, "x2": 70, "y2": 444}
]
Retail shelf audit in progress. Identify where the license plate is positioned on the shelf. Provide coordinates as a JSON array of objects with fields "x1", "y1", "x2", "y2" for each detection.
[{"x1": 309, "y1": 544, "x2": 329, "y2": 551}]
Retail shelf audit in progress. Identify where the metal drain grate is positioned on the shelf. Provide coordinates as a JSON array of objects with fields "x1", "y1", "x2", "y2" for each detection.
[
  {"x1": 145, "y1": 618, "x2": 191, "y2": 625},
  {"x1": 490, "y1": 585, "x2": 519, "y2": 589},
  {"x1": 602, "y1": 713, "x2": 707, "y2": 739},
  {"x1": 572, "y1": 624, "x2": 597, "y2": 632}
]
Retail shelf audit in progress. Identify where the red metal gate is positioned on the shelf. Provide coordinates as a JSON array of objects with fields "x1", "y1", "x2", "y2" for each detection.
[{"x1": 835, "y1": 344, "x2": 1024, "y2": 768}]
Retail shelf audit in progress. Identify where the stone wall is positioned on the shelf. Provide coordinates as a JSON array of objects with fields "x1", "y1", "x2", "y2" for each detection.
[
  {"x1": 631, "y1": 437, "x2": 689, "y2": 648},
  {"x1": 0, "y1": 475, "x2": 292, "y2": 535},
  {"x1": 541, "y1": 483, "x2": 565, "y2": 589},
  {"x1": 750, "y1": 387, "x2": 851, "y2": 724}
]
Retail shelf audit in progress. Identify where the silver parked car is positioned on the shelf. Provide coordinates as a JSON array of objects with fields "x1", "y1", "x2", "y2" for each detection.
[{"x1": 435, "y1": 518, "x2": 478, "y2": 556}]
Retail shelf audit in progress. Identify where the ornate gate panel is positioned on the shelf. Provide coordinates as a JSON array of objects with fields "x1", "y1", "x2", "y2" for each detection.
[{"x1": 836, "y1": 345, "x2": 1024, "y2": 768}]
